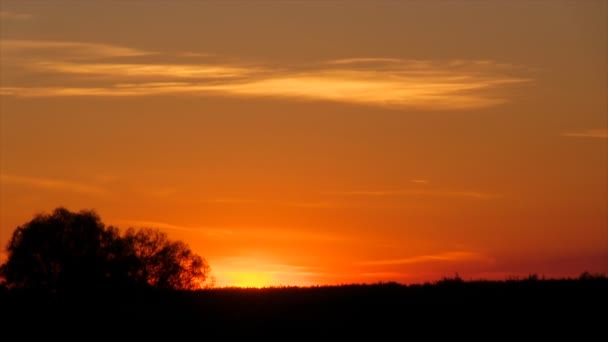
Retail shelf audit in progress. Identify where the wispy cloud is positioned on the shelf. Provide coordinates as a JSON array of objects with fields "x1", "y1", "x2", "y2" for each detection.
[
  {"x1": 207, "y1": 197, "x2": 343, "y2": 208},
  {"x1": 119, "y1": 220, "x2": 197, "y2": 232},
  {"x1": 117, "y1": 220, "x2": 342, "y2": 242},
  {"x1": 32, "y1": 61, "x2": 255, "y2": 79},
  {"x1": 206, "y1": 70, "x2": 527, "y2": 110},
  {"x1": 177, "y1": 52, "x2": 214, "y2": 58},
  {"x1": 561, "y1": 128, "x2": 608, "y2": 139},
  {"x1": 1, "y1": 41, "x2": 531, "y2": 110},
  {"x1": 206, "y1": 198, "x2": 262, "y2": 205},
  {"x1": 137, "y1": 186, "x2": 178, "y2": 198},
  {"x1": 410, "y1": 179, "x2": 429, "y2": 185},
  {"x1": 326, "y1": 57, "x2": 404, "y2": 65},
  {"x1": 359, "y1": 271, "x2": 404, "y2": 278},
  {"x1": 202, "y1": 189, "x2": 498, "y2": 211},
  {"x1": 117, "y1": 220, "x2": 234, "y2": 236},
  {"x1": 0, "y1": 39, "x2": 151, "y2": 58},
  {"x1": 0, "y1": 84, "x2": 206, "y2": 97},
  {"x1": 360, "y1": 251, "x2": 494, "y2": 266},
  {"x1": 0, "y1": 174, "x2": 110, "y2": 196},
  {"x1": 332, "y1": 189, "x2": 500, "y2": 200},
  {"x1": 0, "y1": 11, "x2": 32, "y2": 20}
]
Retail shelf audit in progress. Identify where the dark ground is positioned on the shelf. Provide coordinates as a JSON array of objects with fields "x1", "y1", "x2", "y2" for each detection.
[{"x1": 1, "y1": 276, "x2": 606, "y2": 337}]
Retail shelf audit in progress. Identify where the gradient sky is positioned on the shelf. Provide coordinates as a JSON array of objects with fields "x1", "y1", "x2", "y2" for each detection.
[{"x1": 1, "y1": 1, "x2": 606, "y2": 287}]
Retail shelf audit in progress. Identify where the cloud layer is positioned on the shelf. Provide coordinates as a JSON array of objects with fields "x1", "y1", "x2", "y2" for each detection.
[
  {"x1": 1, "y1": 39, "x2": 150, "y2": 58},
  {"x1": 0, "y1": 11, "x2": 32, "y2": 20},
  {"x1": 330, "y1": 189, "x2": 500, "y2": 200},
  {"x1": 360, "y1": 251, "x2": 494, "y2": 266},
  {"x1": 562, "y1": 128, "x2": 608, "y2": 139},
  {"x1": 0, "y1": 174, "x2": 109, "y2": 196},
  {"x1": 1, "y1": 39, "x2": 531, "y2": 110}
]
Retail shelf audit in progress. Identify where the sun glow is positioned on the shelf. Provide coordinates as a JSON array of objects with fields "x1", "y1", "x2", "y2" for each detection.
[
  {"x1": 210, "y1": 256, "x2": 318, "y2": 288},
  {"x1": 223, "y1": 271, "x2": 273, "y2": 288}
]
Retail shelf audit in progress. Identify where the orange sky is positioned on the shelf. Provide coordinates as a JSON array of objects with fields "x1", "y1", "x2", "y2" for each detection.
[{"x1": 1, "y1": 1, "x2": 606, "y2": 287}]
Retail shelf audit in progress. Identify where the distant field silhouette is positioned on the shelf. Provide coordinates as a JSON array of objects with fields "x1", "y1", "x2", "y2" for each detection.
[{"x1": 1, "y1": 274, "x2": 606, "y2": 336}]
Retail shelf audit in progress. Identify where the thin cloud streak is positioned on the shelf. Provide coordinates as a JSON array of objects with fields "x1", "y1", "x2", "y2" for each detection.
[
  {"x1": 360, "y1": 251, "x2": 494, "y2": 266},
  {"x1": 0, "y1": 174, "x2": 110, "y2": 196},
  {"x1": 32, "y1": 61, "x2": 256, "y2": 79},
  {"x1": 118, "y1": 220, "x2": 343, "y2": 242},
  {"x1": 0, "y1": 11, "x2": 32, "y2": 20},
  {"x1": 1, "y1": 83, "x2": 234, "y2": 97},
  {"x1": 150, "y1": 191, "x2": 497, "y2": 212},
  {"x1": 0, "y1": 39, "x2": 151, "y2": 58},
  {"x1": 206, "y1": 197, "x2": 346, "y2": 208},
  {"x1": 561, "y1": 128, "x2": 608, "y2": 139},
  {"x1": 333, "y1": 189, "x2": 500, "y2": 200},
  {"x1": 207, "y1": 72, "x2": 527, "y2": 110},
  {"x1": 119, "y1": 220, "x2": 199, "y2": 232},
  {"x1": 327, "y1": 57, "x2": 404, "y2": 65},
  {"x1": 359, "y1": 271, "x2": 404, "y2": 278},
  {"x1": 118, "y1": 220, "x2": 234, "y2": 236}
]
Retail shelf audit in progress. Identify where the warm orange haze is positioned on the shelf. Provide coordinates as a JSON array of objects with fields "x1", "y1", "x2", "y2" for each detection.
[{"x1": 0, "y1": 1, "x2": 606, "y2": 288}]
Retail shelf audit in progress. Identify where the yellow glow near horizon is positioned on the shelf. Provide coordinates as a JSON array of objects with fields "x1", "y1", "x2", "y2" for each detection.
[{"x1": 221, "y1": 271, "x2": 273, "y2": 288}]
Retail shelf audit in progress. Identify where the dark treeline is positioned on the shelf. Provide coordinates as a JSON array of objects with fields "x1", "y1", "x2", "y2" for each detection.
[{"x1": 1, "y1": 275, "x2": 606, "y2": 336}]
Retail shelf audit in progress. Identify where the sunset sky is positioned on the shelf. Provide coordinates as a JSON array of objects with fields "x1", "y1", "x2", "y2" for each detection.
[{"x1": 1, "y1": 1, "x2": 606, "y2": 287}]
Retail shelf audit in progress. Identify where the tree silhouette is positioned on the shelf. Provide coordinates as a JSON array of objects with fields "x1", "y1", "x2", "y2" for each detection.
[
  {"x1": 124, "y1": 227, "x2": 211, "y2": 290},
  {"x1": 0, "y1": 207, "x2": 212, "y2": 292}
]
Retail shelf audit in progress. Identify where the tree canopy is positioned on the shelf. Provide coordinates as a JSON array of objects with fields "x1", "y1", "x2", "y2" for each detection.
[{"x1": 0, "y1": 207, "x2": 212, "y2": 292}]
